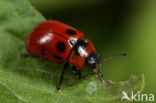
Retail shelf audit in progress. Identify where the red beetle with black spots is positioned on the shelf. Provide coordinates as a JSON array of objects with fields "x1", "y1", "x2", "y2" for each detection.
[{"x1": 24, "y1": 20, "x2": 126, "y2": 92}]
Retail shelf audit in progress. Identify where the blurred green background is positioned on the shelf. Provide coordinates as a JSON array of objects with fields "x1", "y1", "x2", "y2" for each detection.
[{"x1": 29, "y1": 0, "x2": 156, "y2": 94}]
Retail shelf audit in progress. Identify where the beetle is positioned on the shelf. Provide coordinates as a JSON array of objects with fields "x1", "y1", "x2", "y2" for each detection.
[{"x1": 24, "y1": 20, "x2": 126, "y2": 92}]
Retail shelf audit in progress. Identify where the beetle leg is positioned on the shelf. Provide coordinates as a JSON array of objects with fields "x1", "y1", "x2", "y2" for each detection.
[
  {"x1": 57, "y1": 62, "x2": 69, "y2": 92},
  {"x1": 21, "y1": 53, "x2": 32, "y2": 58},
  {"x1": 21, "y1": 53, "x2": 43, "y2": 60},
  {"x1": 77, "y1": 69, "x2": 82, "y2": 81},
  {"x1": 72, "y1": 66, "x2": 77, "y2": 75}
]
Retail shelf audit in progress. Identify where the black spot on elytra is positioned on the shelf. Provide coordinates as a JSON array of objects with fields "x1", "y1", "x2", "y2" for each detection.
[
  {"x1": 56, "y1": 42, "x2": 66, "y2": 52},
  {"x1": 41, "y1": 45, "x2": 45, "y2": 55},
  {"x1": 54, "y1": 55, "x2": 63, "y2": 60},
  {"x1": 66, "y1": 29, "x2": 76, "y2": 35}
]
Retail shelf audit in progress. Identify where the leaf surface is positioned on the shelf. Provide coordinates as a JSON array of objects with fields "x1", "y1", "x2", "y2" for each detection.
[{"x1": 0, "y1": 0, "x2": 145, "y2": 103}]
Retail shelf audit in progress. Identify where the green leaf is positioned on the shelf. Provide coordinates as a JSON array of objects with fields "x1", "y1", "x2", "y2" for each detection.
[{"x1": 0, "y1": 0, "x2": 145, "y2": 103}]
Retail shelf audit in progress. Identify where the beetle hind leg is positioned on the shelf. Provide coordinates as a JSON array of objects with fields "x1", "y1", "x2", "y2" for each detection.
[
  {"x1": 21, "y1": 53, "x2": 42, "y2": 60},
  {"x1": 57, "y1": 62, "x2": 69, "y2": 92},
  {"x1": 21, "y1": 53, "x2": 32, "y2": 58}
]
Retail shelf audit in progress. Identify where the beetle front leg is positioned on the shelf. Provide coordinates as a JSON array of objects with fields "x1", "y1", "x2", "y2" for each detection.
[{"x1": 57, "y1": 62, "x2": 69, "y2": 92}]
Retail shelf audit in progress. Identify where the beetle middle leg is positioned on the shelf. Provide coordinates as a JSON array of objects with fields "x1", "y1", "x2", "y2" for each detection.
[
  {"x1": 77, "y1": 69, "x2": 82, "y2": 81},
  {"x1": 72, "y1": 66, "x2": 82, "y2": 81},
  {"x1": 72, "y1": 66, "x2": 77, "y2": 75}
]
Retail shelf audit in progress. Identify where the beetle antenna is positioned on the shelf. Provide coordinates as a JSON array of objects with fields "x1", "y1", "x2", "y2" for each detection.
[{"x1": 101, "y1": 53, "x2": 127, "y2": 62}]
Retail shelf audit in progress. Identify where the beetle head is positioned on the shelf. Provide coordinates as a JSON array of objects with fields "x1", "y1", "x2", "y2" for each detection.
[{"x1": 86, "y1": 53, "x2": 101, "y2": 68}]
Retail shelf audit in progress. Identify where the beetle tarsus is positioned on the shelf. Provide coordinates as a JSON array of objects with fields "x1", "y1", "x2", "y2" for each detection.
[{"x1": 56, "y1": 88, "x2": 61, "y2": 92}]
